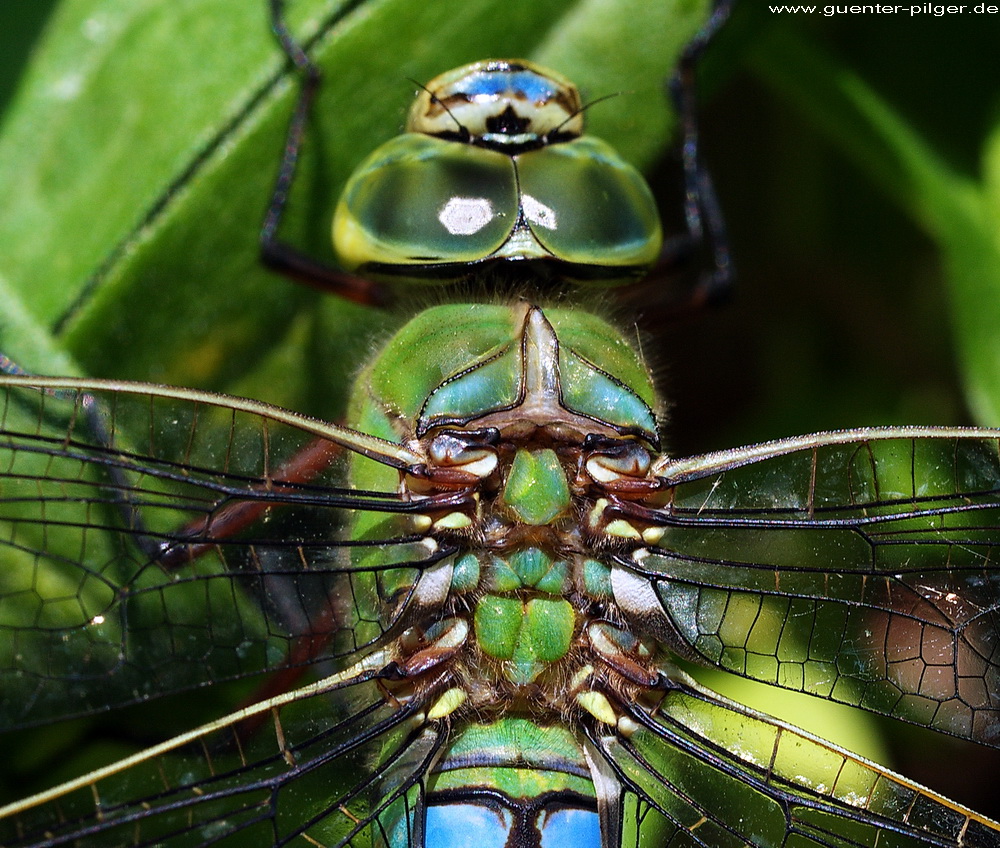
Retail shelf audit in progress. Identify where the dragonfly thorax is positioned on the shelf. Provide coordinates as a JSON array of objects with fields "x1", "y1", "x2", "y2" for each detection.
[
  {"x1": 382, "y1": 304, "x2": 666, "y2": 548},
  {"x1": 346, "y1": 301, "x2": 675, "y2": 719}
]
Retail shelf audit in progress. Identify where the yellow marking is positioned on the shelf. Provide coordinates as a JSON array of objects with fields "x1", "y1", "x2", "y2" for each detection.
[
  {"x1": 90, "y1": 784, "x2": 102, "y2": 821},
  {"x1": 641, "y1": 526, "x2": 665, "y2": 545},
  {"x1": 577, "y1": 691, "x2": 617, "y2": 725},
  {"x1": 463, "y1": 454, "x2": 498, "y2": 478},
  {"x1": 570, "y1": 665, "x2": 595, "y2": 690},
  {"x1": 605, "y1": 519, "x2": 641, "y2": 540},
  {"x1": 617, "y1": 716, "x2": 640, "y2": 737},
  {"x1": 585, "y1": 457, "x2": 619, "y2": 484},
  {"x1": 272, "y1": 707, "x2": 297, "y2": 767},
  {"x1": 587, "y1": 498, "x2": 609, "y2": 528},
  {"x1": 198, "y1": 737, "x2": 216, "y2": 778},
  {"x1": 433, "y1": 512, "x2": 472, "y2": 530},
  {"x1": 231, "y1": 724, "x2": 248, "y2": 767},
  {"x1": 412, "y1": 515, "x2": 433, "y2": 532},
  {"x1": 156, "y1": 758, "x2": 170, "y2": 792},
  {"x1": 427, "y1": 687, "x2": 468, "y2": 719}
]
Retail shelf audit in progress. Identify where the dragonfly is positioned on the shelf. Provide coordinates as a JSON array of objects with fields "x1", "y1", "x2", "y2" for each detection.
[{"x1": 2, "y1": 1, "x2": 1000, "y2": 847}]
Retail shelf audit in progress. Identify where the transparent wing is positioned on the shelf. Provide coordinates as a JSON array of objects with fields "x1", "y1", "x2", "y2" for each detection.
[
  {"x1": 6, "y1": 381, "x2": 1000, "y2": 847},
  {"x1": 588, "y1": 672, "x2": 1000, "y2": 848},
  {"x1": 0, "y1": 656, "x2": 443, "y2": 848},
  {"x1": 628, "y1": 430, "x2": 1000, "y2": 745},
  {"x1": 0, "y1": 378, "x2": 449, "y2": 821}
]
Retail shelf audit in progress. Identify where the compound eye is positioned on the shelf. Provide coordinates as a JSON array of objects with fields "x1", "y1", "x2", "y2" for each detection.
[
  {"x1": 428, "y1": 432, "x2": 499, "y2": 478},
  {"x1": 584, "y1": 440, "x2": 651, "y2": 483}
]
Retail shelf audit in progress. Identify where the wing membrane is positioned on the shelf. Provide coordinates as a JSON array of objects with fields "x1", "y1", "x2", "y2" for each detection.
[
  {"x1": 589, "y1": 673, "x2": 1000, "y2": 848},
  {"x1": 631, "y1": 431, "x2": 1000, "y2": 744},
  {"x1": 0, "y1": 653, "x2": 440, "y2": 848},
  {"x1": 0, "y1": 380, "x2": 438, "y2": 731}
]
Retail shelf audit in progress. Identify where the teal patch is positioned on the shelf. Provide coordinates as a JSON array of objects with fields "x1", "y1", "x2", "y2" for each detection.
[
  {"x1": 421, "y1": 343, "x2": 520, "y2": 427},
  {"x1": 560, "y1": 348, "x2": 656, "y2": 439},
  {"x1": 507, "y1": 548, "x2": 568, "y2": 595},
  {"x1": 451, "y1": 553, "x2": 482, "y2": 593},
  {"x1": 534, "y1": 559, "x2": 569, "y2": 595},
  {"x1": 509, "y1": 547, "x2": 549, "y2": 586},
  {"x1": 581, "y1": 558, "x2": 613, "y2": 599},
  {"x1": 484, "y1": 555, "x2": 522, "y2": 593}
]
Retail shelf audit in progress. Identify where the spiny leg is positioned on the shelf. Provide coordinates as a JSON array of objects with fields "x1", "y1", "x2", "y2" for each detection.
[
  {"x1": 631, "y1": 0, "x2": 735, "y2": 318},
  {"x1": 261, "y1": 0, "x2": 391, "y2": 306}
]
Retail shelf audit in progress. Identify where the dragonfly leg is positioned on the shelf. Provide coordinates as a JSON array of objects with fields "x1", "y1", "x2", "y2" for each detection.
[
  {"x1": 672, "y1": 0, "x2": 734, "y2": 304},
  {"x1": 261, "y1": 0, "x2": 391, "y2": 307},
  {"x1": 636, "y1": 0, "x2": 734, "y2": 319},
  {"x1": 158, "y1": 435, "x2": 342, "y2": 569}
]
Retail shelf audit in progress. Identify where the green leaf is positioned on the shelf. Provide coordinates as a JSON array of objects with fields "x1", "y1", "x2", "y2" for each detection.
[{"x1": 0, "y1": 0, "x2": 710, "y2": 419}]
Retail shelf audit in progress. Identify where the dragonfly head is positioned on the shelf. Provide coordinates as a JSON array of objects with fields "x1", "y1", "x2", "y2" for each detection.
[
  {"x1": 408, "y1": 59, "x2": 585, "y2": 151},
  {"x1": 333, "y1": 62, "x2": 662, "y2": 286}
]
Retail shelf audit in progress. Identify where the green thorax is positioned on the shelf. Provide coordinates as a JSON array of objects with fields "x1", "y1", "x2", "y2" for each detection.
[
  {"x1": 349, "y1": 302, "x2": 657, "y2": 444},
  {"x1": 473, "y1": 547, "x2": 574, "y2": 685},
  {"x1": 343, "y1": 302, "x2": 657, "y2": 688}
]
